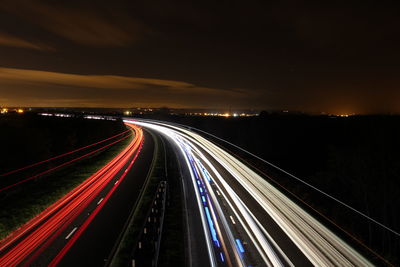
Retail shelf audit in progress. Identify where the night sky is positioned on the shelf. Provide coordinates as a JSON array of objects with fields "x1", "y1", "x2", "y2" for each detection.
[{"x1": 0, "y1": 0, "x2": 399, "y2": 114}]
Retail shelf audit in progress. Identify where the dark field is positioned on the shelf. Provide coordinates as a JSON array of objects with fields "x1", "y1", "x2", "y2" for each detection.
[{"x1": 0, "y1": 113, "x2": 126, "y2": 174}]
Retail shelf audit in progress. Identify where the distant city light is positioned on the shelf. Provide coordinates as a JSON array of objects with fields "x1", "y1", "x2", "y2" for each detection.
[
  {"x1": 336, "y1": 113, "x2": 355, "y2": 117},
  {"x1": 38, "y1": 113, "x2": 115, "y2": 121},
  {"x1": 184, "y1": 112, "x2": 258, "y2": 117},
  {"x1": 17, "y1": 108, "x2": 24, "y2": 114}
]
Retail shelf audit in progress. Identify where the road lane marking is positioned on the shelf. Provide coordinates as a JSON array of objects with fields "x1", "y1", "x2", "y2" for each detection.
[
  {"x1": 230, "y1": 215, "x2": 236, "y2": 224},
  {"x1": 97, "y1": 198, "x2": 104, "y2": 205},
  {"x1": 114, "y1": 180, "x2": 119, "y2": 185},
  {"x1": 65, "y1": 227, "x2": 78, "y2": 240}
]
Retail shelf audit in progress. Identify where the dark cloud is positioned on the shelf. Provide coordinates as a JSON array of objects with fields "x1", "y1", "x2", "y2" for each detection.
[
  {"x1": 0, "y1": 0, "x2": 143, "y2": 46},
  {"x1": 0, "y1": 0, "x2": 398, "y2": 113},
  {"x1": 0, "y1": 32, "x2": 53, "y2": 50}
]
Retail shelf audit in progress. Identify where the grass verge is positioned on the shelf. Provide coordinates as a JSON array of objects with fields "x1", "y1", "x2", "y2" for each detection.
[{"x1": 109, "y1": 130, "x2": 164, "y2": 267}]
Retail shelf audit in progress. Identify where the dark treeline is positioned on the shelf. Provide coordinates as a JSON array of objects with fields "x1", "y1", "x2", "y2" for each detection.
[
  {"x1": 0, "y1": 113, "x2": 126, "y2": 174},
  {"x1": 140, "y1": 112, "x2": 400, "y2": 264}
]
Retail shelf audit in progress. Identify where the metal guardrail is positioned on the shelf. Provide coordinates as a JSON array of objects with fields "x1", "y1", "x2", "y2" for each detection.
[{"x1": 130, "y1": 181, "x2": 167, "y2": 267}]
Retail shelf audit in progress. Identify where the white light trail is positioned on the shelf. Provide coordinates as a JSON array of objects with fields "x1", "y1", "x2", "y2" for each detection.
[{"x1": 125, "y1": 119, "x2": 372, "y2": 267}]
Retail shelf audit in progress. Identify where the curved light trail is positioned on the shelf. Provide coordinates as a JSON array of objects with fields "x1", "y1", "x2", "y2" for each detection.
[
  {"x1": 0, "y1": 122, "x2": 143, "y2": 266},
  {"x1": 127, "y1": 119, "x2": 372, "y2": 267}
]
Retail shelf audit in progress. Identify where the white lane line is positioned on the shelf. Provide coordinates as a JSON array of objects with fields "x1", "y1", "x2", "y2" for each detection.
[
  {"x1": 216, "y1": 190, "x2": 221, "y2": 196},
  {"x1": 230, "y1": 215, "x2": 236, "y2": 225},
  {"x1": 97, "y1": 198, "x2": 104, "y2": 205},
  {"x1": 115, "y1": 180, "x2": 119, "y2": 185},
  {"x1": 65, "y1": 227, "x2": 78, "y2": 240}
]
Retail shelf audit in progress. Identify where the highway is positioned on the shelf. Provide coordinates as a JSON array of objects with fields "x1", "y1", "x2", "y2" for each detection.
[
  {"x1": 127, "y1": 119, "x2": 372, "y2": 267},
  {"x1": 0, "y1": 122, "x2": 154, "y2": 266},
  {"x1": 0, "y1": 117, "x2": 375, "y2": 266}
]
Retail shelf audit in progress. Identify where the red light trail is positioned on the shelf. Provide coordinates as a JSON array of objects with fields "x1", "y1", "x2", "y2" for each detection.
[{"x1": 0, "y1": 122, "x2": 143, "y2": 266}]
